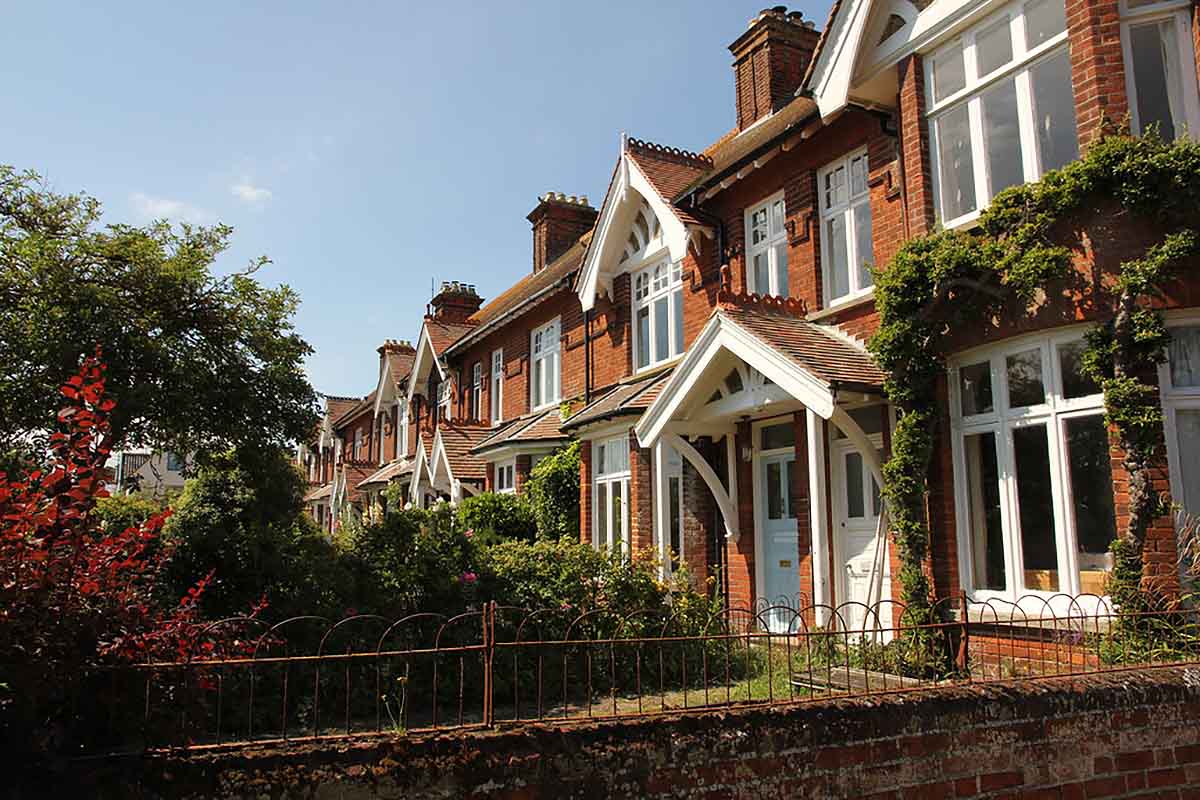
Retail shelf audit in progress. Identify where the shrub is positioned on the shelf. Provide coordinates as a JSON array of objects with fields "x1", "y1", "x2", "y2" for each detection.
[
  {"x1": 456, "y1": 491, "x2": 536, "y2": 543},
  {"x1": 525, "y1": 442, "x2": 580, "y2": 540},
  {"x1": 94, "y1": 493, "x2": 163, "y2": 534}
]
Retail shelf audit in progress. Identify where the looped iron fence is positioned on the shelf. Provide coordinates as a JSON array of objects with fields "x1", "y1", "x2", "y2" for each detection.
[{"x1": 75, "y1": 592, "x2": 1200, "y2": 754}]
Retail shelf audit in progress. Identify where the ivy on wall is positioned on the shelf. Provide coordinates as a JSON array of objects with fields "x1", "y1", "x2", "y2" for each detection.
[{"x1": 868, "y1": 133, "x2": 1200, "y2": 618}]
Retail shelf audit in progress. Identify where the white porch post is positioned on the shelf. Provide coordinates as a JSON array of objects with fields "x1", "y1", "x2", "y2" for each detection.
[
  {"x1": 807, "y1": 408, "x2": 831, "y2": 626},
  {"x1": 654, "y1": 440, "x2": 668, "y2": 570}
]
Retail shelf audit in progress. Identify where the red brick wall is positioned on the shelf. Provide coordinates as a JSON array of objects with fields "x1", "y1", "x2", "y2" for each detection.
[
  {"x1": 629, "y1": 430, "x2": 653, "y2": 555},
  {"x1": 1067, "y1": 0, "x2": 1128, "y2": 149},
  {"x1": 726, "y1": 420, "x2": 756, "y2": 610},
  {"x1": 898, "y1": 53, "x2": 935, "y2": 237},
  {"x1": 579, "y1": 439, "x2": 592, "y2": 544},
  {"x1": 108, "y1": 668, "x2": 1200, "y2": 799}
]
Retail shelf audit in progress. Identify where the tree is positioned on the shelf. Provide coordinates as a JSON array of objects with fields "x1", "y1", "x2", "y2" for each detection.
[
  {"x1": 0, "y1": 166, "x2": 318, "y2": 459},
  {"x1": 161, "y1": 447, "x2": 356, "y2": 620}
]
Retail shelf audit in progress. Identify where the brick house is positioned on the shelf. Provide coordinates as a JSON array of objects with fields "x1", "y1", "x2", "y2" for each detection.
[
  {"x1": 300, "y1": 394, "x2": 359, "y2": 531},
  {"x1": 305, "y1": 0, "x2": 1200, "y2": 628}
]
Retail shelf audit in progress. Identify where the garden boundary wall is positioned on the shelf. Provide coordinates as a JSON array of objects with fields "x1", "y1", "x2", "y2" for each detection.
[{"x1": 31, "y1": 666, "x2": 1200, "y2": 799}]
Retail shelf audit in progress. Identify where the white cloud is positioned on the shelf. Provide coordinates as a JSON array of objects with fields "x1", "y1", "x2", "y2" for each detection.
[
  {"x1": 231, "y1": 180, "x2": 272, "y2": 205},
  {"x1": 130, "y1": 192, "x2": 214, "y2": 224}
]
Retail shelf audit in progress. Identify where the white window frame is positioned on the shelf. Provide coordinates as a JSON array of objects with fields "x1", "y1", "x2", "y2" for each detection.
[
  {"x1": 530, "y1": 318, "x2": 561, "y2": 411},
  {"x1": 949, "y1": 328, "x2": 1116, "y2": 605},
  {"x1": 925, "y1": 0, "x2": 1077, "y2": 228},
  {"x1": 438, "y1": 378, "x2": 453, "y2": 421},
  {"x1": 743, "y1": 191, "x2": 789, "y2": 297},
  {"x1": 1159, "y1": 313, "x2": 1200, "y2": 523},
  {"x1": 1119, "y1": 0, "x2": 1200, "y2": 140},
  {"x1": 490, "y1": 348, "x2": 504, "y2": 423},
  {"x1": 818, "y1": 149, "x2": 874, "y2": 307},
  {"x1": 593, "y1": 435, "x2": 631, "y2": 554},
  {"x1": 471, "y1": 362, "x2": 483, "y2": 422},
  {"x1": 632, "y1": 259, "x2": 685, "y2": 373},
  {"x1": 495, "y1": 459, "x2": 516, "y2": 494},
  {"x1": 659, "y1": 445, "x2": 685, "y2": 575},
  {"x1": 397, "y1": 399, "x2": 408, "y2": 460},
  {"x1": 354, "y1": 427, "x2": 364, "y2": 461}
]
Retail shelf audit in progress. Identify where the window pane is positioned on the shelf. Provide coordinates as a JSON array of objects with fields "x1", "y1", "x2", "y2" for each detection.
[
  {"x1": 773, "y1": 242, "x2": 789, "y2": 297},
  {"x1": 612, "y1": 481, "x2": 624, "y2": 550},
  {"x1": 1174, "y1": 409, "x2": 1200, "y2": 516},
  {"x1": 672, "y1": 289, "x2": 684, "y2": 355},
  {"x1": 976, "y1": 17, "x2": 1014, "y2": 76},
  {"x1": 853, "y1": 201, "x2": 874, "y2": 290},
  {"x1": 1024, "y1": 0, "x2": 1066, "y2": 48},
  {"x1": 1007, "y1": 348, "x2": 1046, "y2": 407},
  {"x1": 1169, "y1": 327, "x2": 1200, "y2": 387},
  {"x1": 771, "y1": 198, "x2": 786, "y2": 236},
  {"x1": 933, "y1": 43, "x2": 967, "y2": 102},
  {"x1": 669, "y1": 475, "x2": 682, "y2": 569},
  {"x1": 936, "y1": 105, "x2": 978, "y2": 219},
  {"x1": 636, "y1": 306, "x2": 650, "y2": 368},
  {"x1": 767, "y1": 461, "x2": 785, "y2": 520},
  {"x1": 761, "y1": 422, "x2": 796, "y2": 451},
  {"x1": 825, "y1": 166, "x2": 847, "y2": 208},
  {"x1": 1031, "y1": 49, "x2": 1079, "y2": 173},
  {"x1": 784, "y1": 460, "x2": 795, "y2": 518},
  {"x1": 1065, "y1": 416, "x2": 1117, "y2": 594},
  {"x1": 532, "y1": 359, "x2": 543, "y2": 407},
  {"x1": 964, "y1": 431, "x2": 1006, "y2": 591},
  {"x1": 549, "y1": 351, "x2": 560, "y2": 402},
  {"x1": 850, "y1": 156, "x2": 868, "y2": 196},
  {"x1": 751, "y1": 208, "x2": 769, "y2": 245},
  {"x1": 826, "y1": 214, "x2": 850, "y2": 299},
  {"x1": 653, "y1": 297, "x2": 669, "y2": 361},
  {"x1": 753, "y1": 252, "x2": 770, "y2": 295},
  {"x1": 846, "y1": 452, "x2": 865, "y2": 519},
  {"x1": 960, "y1": 360, "x2": 995, "y2": 416},
  {"x1": 982, "y1": 77, "x2": 1025, "y2": 197},
  {"x1": 596, "y1": 482, "x2": 608, "y2": 548},
  {"x1": 596, "y1": 443, "x2": 607, "y2": 475},
  {"x1": 1058, "y1": 340, "x2": 1100, "y2": 399},
  {"x1": 1129, "y1": 19, "x2": 1182, "y2": 140},
  {"x1": 1013, "y1": 425, "x2": 1059, "y2": 591}
]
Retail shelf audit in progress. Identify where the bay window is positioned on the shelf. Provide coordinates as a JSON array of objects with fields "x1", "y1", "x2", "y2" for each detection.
[
  {"x1": 471, "y1": 362, "x2": 483, "y2": 422},
  {"x1": 744, "y1": 193, "x2": 789, "y2": 297},
  {"x1": 633, "y1": 260, "x2": 684, "y2": 371},
  {"x1": 1161, "y1": 320, "x2": 1200, "y2": 522},
  {"x1": 951, "y1": 331, "x2": 1117, "y2": 598},
  {"x1": 818, "y1": 150, "x2": 874, "y2": 305},
  {"x1": 593, "y1": 435, "x2": 630, "y2": 554},
  {"x1": 490, "y1": 349, "x2": 504, "y2": 423},
  {"x1": 530, "y1": 319, "x2": 561, "y2": 410},
  {"x1": 926, "y1": 0, "x2": 1079, "y2": 227},
  {"x1": 1121, "y1": 0, "x2": 1200, "y2": 141},
  {"x1": 495, "y1": 459, "x2": 516, "y2": 494}
]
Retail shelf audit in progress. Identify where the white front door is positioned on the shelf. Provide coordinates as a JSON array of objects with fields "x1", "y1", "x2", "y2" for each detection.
[
  {"x1": 832, "y1": 436, "x2": 891, "y2": 635},
  {"x1": 759, "y1": 451, "x2": 800, "y2": 631}
]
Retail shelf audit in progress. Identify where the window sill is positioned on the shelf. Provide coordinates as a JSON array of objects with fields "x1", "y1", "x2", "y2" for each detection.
[
  {"x1": 807, "y1": 291, "x2": 876, "y2": 322},
  {"x1": 633, "y1": 354, "x2": 685, "y2": 378}
]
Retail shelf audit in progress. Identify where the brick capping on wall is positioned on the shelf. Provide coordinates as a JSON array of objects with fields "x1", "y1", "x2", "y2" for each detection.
[{"x1": 67, "y1": 667, "x2": 1200, "y2": 798}]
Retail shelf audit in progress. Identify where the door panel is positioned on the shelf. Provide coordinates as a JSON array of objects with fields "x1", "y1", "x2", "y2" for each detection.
[
  {"x1": 760, "y1": 453, "x2": 799, "y2": 632},
  {"x1": 832, "y1": 438, "x2": 891, "y2": 635}
]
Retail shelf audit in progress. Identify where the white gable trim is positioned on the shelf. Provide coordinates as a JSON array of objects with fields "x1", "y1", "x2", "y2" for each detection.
[
  {"x1": 372, "y1": 355, "x2": 400, "y2": 417},
  {"x1": 808, "y1": 0, "x2": 876, "y2": 120},
  {"x1": 408, "y1": 437, "x2": 431, "y2": 505},
  {"x1": 429, "y1": 428, "x2": 453, "y2": 488},
  {"x1": 577, "y1": 153, "x2": 702, "y2": 312},
  {"x1": 405, "y1": 323, "x2": 446, "y2": 406},
  {"x1": 634, "y1": 312, "x2": 836, "y2": 448}
]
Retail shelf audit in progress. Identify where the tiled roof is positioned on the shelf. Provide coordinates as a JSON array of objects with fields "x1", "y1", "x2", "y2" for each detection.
[
  {"x1": 472, "y1": 407, "x2": 570, "y2": 454},
  {"x1": 426, "y1": 319, "x2": 477, "y2": 355},
  {"x1": 303, "y1": 483, "x2": 332, "y2": 502},
  {"x1": 388, "y1": 351, "x2": 416, "y2": 389},
  {"x1": 358, "y1": 458, "x2": 414, "y2": 488},
  {"x1": 680, "y1": 97, "x2": 820, "y2": 197},
  {"x1": 341, "y1": 463, "x2": 377, "y2": 503},
  {"x1": 449, "y1": 231, "x2": 593, "y2": 356},
  {"x1": 625, "y1": 140, "x2": 714, "y2": 228},
  {"x1": 437, "y1": 425, "x2": 489, "y2": 482},
  {"x1": 325, "y1": 395, "x2": 360, "y2": 422},
  {"x1": 331, "y1": 392, "x2": 377, "y2": 429},
  {"x1": 561, "y1": 369, "x2": 674, "y2": 431},
  {"x1": 717, "y1": 305, "x2": 885, "y2": 391}
]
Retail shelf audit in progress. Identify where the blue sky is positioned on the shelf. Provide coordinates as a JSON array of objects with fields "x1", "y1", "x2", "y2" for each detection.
[{"x1": 3, "y1": 1, "x2": 829, "y2": 397}]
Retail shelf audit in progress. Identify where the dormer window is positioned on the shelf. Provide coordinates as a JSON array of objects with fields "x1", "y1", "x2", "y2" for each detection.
[
  {"x1": 745, "y1": 193, "x2": 789, "y2": 297},
  {"x1": 531, "y1": 318, "x2": 561, "y2": 411},
  {"x1": 634, "y1": 260, "x2": 684, "y2": 372}
]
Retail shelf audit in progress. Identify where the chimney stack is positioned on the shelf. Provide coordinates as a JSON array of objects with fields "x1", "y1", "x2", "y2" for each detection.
[
  {"x1": 378, "y1": 339, "x2": 416, "y2": 383},
  {"x1": 729, "y1": 6, "x2": 820, "y2": 131},
  {"x1": 527, "y1": 192, "x2": 598, "y2": 274},
  {"x1": 428, "y1": 281, "x2": 483, "y2": 323}
]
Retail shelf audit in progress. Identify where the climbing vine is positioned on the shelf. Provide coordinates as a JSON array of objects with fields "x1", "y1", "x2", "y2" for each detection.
[{"x1": 869, "y1": 133, "x2": 1200, "y2": 620}]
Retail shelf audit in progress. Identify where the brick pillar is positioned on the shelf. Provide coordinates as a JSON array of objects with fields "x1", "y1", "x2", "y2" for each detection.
[
  {"x1": 898, "y1": 54, "x2": 935, "y2": 236},
  {"x1": 514, "y1": 454, "x2": 532, "y2": 494},
  {"x1": 485, "y1": 462, "x2": 495, "y2": 494},
  {"x1": 682, "y1": 446, "x2": 714, "y2": 590},
  {"x1": 1066, "y1": 0, "x2": 1128, "y2": 150},
  {"x1": 726, "y1": 420, "x2": 756, "y2": 610},
  {"x1": 579, "y1": 440, "x2": 592, "y2": 545},
  {"x1": 629, "y1": 431, "x2": 654, "y2": 555}
]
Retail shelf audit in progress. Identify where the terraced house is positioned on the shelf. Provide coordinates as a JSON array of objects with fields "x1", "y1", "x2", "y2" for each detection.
[{"x1": 305, "y1": 0, "x2": 1200, "y2": 627}]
